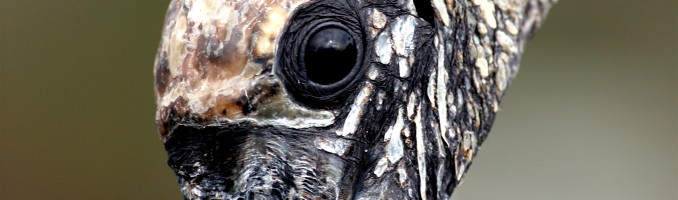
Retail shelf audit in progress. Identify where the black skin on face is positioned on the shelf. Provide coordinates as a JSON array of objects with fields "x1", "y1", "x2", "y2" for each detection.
[
  {"x1": 166, "y1": 123, "x2": 367, "y2": 199},
  {"x1": 162, "y1": 0, "x2": 555, "y2": 199},
  {"x1": 167, "y1": 0, "x2": 442, "y2": 199}
]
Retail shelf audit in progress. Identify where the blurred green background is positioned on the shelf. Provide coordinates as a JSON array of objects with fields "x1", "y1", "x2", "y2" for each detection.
[{"x1": 0, "y1": 0, "x2": 675, "y2": 199}]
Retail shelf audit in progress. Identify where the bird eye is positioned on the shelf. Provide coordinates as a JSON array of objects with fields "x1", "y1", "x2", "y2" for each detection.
[
  {"x1": 276, "y1": 4, "x2": 365, "y2": 108},
  {"x1": 303, "y1": 27, "x2": 357, "y2": 85}
]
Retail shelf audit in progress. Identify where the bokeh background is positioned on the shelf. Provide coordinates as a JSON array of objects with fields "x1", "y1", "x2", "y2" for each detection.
[{"x1": 1, "y1": 0, "x2": 675, "y2": 199}]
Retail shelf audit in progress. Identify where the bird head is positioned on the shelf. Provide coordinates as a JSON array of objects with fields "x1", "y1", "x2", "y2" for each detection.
[{"x1": 153, "y1": 0, "x2": 554, "y2": 199}]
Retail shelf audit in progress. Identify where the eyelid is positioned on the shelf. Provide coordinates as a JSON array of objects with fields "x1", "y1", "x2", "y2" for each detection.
[{"x1": 275, "y1": 7, "x2": 366, "y2": 109}]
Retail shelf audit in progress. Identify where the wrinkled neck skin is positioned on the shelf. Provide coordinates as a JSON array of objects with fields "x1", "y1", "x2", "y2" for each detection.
[{"x1": 153, "y1": 0, "x2": 554, "y2": 199}]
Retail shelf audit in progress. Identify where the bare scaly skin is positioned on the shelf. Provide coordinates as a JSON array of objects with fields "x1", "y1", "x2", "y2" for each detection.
[{"x1": 154, "y1": 0, "x2": 555, "y2": 199}]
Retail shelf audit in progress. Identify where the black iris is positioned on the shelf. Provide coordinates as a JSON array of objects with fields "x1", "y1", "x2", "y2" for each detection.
[{"x1": 303, "y1": 27, "x2": 357, "y2": 85}]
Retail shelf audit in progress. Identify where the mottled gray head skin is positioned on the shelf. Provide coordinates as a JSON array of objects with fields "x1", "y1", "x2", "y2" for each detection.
[{"x1": 153, "y1": 0, "x2": 554, "y2": 199}]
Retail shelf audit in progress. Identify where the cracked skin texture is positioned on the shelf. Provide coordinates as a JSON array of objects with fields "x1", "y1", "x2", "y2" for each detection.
[{"x1": 153, "y1": 0, "x2": 554, "y2": 199}]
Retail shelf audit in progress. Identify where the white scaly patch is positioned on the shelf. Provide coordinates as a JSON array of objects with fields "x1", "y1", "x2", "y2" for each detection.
[
  {"x1": 496, "y1": 52, "x2": 510, "y2": 92},
  {"x1": 376, "y1": 91, "x2": 386, "y2": 111},
  {"x1": 337, "y1": 83, "x2": 373, "y2": 136},
  {"x1": 368, "y1": 65, "x2": 380, "y2": 80},
  {"x1": 254, "y1": 6, "x2": 290, "y2": 57},
  {"x1": 475, "y1": 56, "x2": 489, "y2": 78},
  {"x1": 191, "y1": 187, "x2": 204, "y2": 198},
  {"x1": 433, "y1": 0, "x2": 451, "y2": 26},
  {"x1": 496, "y1": 30, "x2": 517, "y2": 53},
  {"x1": 398, "y1": 166, "x2": 408, "y2": 185},
  {"x1": 391, "y1": 15, "x2": 417, "y2": 56},
  {"x1": 436, "y1": 37, "x2": 451, "y2": 147},
  {"x1": 185, "y1": 0, "x2": 212, "y2": 28},
  {"x1": 427, "y1": 67, "x2": 438, "y2": 109},
  {"x1": 399, "y1": 58, "x2": 410, "y2": 78},
  {"x1": 406, "y1": 93, "x2": 417, "y2": 119},
  {"x1": 373, "y1": 157, "x2": 389, "y2": 177},
  {"x1": 167, "y1": 14, "x2": 188, "y2": 78},
  {"x1": 505, "y1": 19, "x2": 519, "y2": 35},
  {"x1": 314, "y1": 137, "x2": 351, "y2": 156},
  {"x1": 414, "y1": 105, "x2": 427, "y2": 200},
  {"x1": 246, "y1": 114, "x2": 334, "y2": 129},
  {"x1": 369, "y1": 8, "x2": 387, "y2": 37},
  {"x1": 462, "y1": 131, "x2": 478, "y2": 161},
  {"x1": 375, "y1": 32, "x2": 393, "y2": 64},
  {"x1": 427, "y1": 37, "x2": 440, "y2": 109},
  {"x1": 385, "y1": 108, "x2": 405, "y2": 164},
  {"x1": 477, "y1": 22, "x2": 488, "y2": 35},
  {"x1": 370, "y1": 9, "x2": 387, "y2": 29},
  {"x1": 214, "y1": 93, "x2": 337, "y2": 129},
  {"x1": 472, "y1": 0, "x2": 497, "y2": 29}
]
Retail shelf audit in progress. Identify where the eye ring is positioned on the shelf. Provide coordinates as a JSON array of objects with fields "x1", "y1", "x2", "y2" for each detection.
[{"x1": 276, "y1": 15, "x2": 366, "y2": 109}]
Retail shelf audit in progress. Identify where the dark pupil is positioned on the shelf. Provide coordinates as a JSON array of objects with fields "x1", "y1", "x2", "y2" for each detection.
[{"x1": 304, "y1": 27, "x2": 357, "y2": 85}]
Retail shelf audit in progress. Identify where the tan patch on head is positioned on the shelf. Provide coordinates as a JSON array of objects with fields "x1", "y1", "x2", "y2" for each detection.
[
  {"x1": 153, "y1": 0, "x2": 321, "y2": 137},
  {"x1": 254, "y1": 6, "x2": 289, "y2": 58}
]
